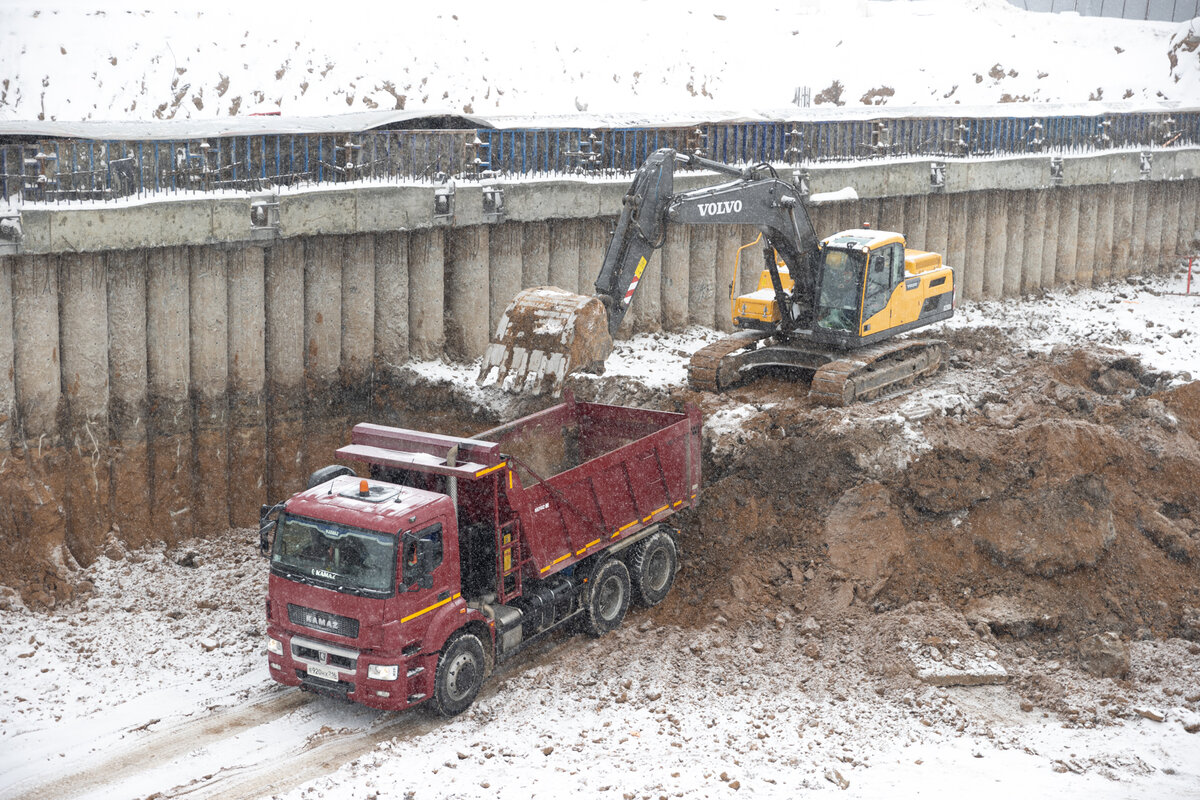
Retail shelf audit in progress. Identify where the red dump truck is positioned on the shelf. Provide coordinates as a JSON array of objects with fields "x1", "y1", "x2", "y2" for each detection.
[{"x1": 260, "y1": 392, "x2": 701, "y2": 715}]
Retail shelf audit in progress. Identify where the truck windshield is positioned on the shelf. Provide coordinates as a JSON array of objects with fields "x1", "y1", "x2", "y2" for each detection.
[
  {"x1": 816, "y1": 248, "x2": 865, "y2": 332},
  {"x1": 271, "y1": 514, "x2": 396, "y2": 597}
]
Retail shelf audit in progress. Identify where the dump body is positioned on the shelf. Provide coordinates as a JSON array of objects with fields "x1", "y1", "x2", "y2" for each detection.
[
  {"x1": 474, "y1": 396, "x2": 701, "y2": 578},
  {"x1": 264, "y1": 393, "x2": 700, "y2": 714}
]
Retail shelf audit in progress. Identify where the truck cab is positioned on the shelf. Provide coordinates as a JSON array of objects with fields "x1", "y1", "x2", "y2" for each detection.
[{"x1": 265, "y1": 475, "x2": 474, "y2": 712}]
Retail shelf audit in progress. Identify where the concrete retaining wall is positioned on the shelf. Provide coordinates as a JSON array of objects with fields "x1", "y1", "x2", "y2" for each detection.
[{"x1": 2, "y1": 148, "x2": 1199, "y2": 605}]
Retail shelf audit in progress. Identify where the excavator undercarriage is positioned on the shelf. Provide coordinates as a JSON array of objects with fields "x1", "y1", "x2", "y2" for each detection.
[{"x1": 686, "y1": 334, "x2": 946, "y2": 405}]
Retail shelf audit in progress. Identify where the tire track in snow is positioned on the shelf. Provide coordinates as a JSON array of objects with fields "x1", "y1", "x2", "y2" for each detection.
[{"x1": 6, "y1": 688, "x2": 313, "y2": 800}]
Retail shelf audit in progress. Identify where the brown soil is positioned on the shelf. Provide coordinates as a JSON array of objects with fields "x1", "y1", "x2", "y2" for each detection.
[{"x1": 631, "y1": 341, "x2": 1200, "y2": 656}]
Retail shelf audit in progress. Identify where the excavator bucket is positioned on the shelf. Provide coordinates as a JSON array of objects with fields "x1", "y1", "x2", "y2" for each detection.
[{"x1": 477, "y1": 286, "x2": 614, "y2": 396}]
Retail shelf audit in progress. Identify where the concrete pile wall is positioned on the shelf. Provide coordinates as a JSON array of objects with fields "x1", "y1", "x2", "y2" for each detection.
[{"x1": 1, "y1": 150, "x2": 1198, "y2": 605}]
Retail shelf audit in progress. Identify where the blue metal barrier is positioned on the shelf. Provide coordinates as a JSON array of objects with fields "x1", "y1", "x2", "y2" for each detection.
[{"x1": 2, "y1": 110, "x2": 1197, "y2": 203}]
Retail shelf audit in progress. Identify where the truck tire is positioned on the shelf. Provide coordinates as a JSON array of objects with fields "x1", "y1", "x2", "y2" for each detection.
[
  {"x1": 431, "y1": 632, "x2": 487, "y2": 717},
  {"x1": 306, "y1": 464, "x2": 354, "y2": 490},
  {"x1": 583, "y1": 558, "x2": 631, "y2": 637},
  {"x1": 627, "y1": 531, "x2": 678, "y2": 608}
]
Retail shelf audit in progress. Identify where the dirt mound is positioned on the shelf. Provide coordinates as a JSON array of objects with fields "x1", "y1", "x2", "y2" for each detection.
[{"x1": 650, "y1": 344, "x2": 1200, "y2": 658}]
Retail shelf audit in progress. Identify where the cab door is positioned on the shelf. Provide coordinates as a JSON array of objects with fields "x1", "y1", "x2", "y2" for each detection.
[
  {"x1": 860, "y1": 243, "x2": 905, "y2": 335},
  {"x1": 395, "y1": 518, "x2": 461, "y2": 641}
]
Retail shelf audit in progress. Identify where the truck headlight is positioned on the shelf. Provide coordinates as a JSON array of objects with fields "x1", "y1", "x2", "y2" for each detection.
[
  {"x1": 368, "y1": 663, "x2": 399, "y2": 681},
  {"x1": 267, "y1": 636, "x2": 284, "y2": 656}
]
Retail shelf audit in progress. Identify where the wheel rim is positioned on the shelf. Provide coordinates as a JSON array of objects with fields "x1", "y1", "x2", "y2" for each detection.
[
  {"x1": 445, "y1": 650, "x2": 478, "y2": 702},
  {"x1": 597, "y1": 575, "x2": 623, "y2": 620},
  {"x1": 645, "y1": 546, "x2": 671, "y2": 592}
]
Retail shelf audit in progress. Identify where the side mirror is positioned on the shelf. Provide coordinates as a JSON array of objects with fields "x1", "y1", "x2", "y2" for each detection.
[{"x1": 259, "y1": 503, "x2": 280, "y2": 557}]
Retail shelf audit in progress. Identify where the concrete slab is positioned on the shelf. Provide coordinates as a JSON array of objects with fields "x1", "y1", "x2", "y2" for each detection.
[{"x1": 281, "y1": 191, "x2": 356, "y2": 237}]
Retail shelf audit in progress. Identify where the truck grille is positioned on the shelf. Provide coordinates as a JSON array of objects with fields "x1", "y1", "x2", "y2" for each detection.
[
  {"x1": 293, "y1": 642, "x2": 357, "y2": 670},
  {"x1": 287, "y1": 604, "x2": 360, "y2": 638}
]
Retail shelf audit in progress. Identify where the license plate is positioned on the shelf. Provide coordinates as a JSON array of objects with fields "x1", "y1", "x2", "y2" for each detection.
[{"x1": 306, "y1": 663, "x2": 340, "y2": 682}]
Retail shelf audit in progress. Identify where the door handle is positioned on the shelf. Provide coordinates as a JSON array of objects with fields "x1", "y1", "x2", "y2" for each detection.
[{"x1": 437, "y1": 590, "x2": 450, "y2": 601}]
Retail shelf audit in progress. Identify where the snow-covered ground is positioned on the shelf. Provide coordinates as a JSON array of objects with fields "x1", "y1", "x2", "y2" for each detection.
[
  {"x1": 410, "y1": 268, "x2": 1200, "y2": 408},
  {"x1": 2, "y1": 271, "x2": 1197, "y2": 800},
  {"x1": 2, "y1": 0, "x2": 1198, "y2": 123}
]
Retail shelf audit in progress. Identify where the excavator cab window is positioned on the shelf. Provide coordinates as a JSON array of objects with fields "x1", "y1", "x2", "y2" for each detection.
[
  {"x1": 816, "y1": 247, "x2": 865, "y2": 332},
  {"x1": 863, "y1": 244, "x2": 905, "y2": 322}
]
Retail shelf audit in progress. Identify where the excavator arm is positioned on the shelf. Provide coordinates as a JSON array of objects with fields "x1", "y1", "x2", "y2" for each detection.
[{"x1": 594, "y1": 149, "x2": 821, "y2": 336}]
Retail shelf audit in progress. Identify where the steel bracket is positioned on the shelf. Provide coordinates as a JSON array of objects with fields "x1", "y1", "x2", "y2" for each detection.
[
  {"x1": 482, "y1": 183, "x2": 505, "y2": 223},
  {"x1": 0, "y1": 210, "x2": 22, "y2": 255},
  {"x1": 249, "y1": 194, "x2": 280, "y2": 241}
]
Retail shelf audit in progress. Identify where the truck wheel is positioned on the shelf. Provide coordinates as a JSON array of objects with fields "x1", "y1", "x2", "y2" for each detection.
[
  {"x1": 628, "y1": 531, "x2": 678, "y2": 608},
  {"x1": 583, "y1": 558, "x2": 630, "y2": 637},
  {"x1": 431, "y1": 632, "x2": 487, "y2": 717},
  {"x1": 306, "y1": 464, "x2": 354, "y2": 490}
]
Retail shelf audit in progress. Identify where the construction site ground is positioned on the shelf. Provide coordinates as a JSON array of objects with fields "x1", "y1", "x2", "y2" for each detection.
[{"x1": 2, "y1": 272, "x2": 1199, "y2": 799}]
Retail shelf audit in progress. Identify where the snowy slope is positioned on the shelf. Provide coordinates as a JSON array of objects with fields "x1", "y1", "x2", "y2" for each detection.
[{"x1": 1, "y1": 0, "x2": 1197, "y2": 123}]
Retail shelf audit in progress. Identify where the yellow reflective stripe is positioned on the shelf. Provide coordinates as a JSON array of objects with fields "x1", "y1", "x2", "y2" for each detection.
[
  {"x1": 539, "y1": 553, "x2": 572, "y2": 574},
  {"x1": 612, "y1": 520, "x2": 638, "y2": 539},
  {"x1": 642, "y1": 504, "x2": 669, "y2": 522},
  {"x1": 508, "y1": 470, "x2": 513, "y2": 490},
  {"x1": 475, "y1": 461, "x2": 508, "y2": 478},
  {"x1": 672, "y1": 500, "x2": 682, "y2": 508},
  {"x1": 400, "y1": 592, "x2": 461, "y2": 623},
  {"x1": 575, "y1": 538, "x2": 601, "y2": 556}
]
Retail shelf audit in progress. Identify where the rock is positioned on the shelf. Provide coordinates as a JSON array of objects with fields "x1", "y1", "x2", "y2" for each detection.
[
  {"x1": 964, "y1": 595, "x2": 1060, "y2": 638},
  {"x1": 176, "y1": 550, "x2": 201, "y2": 568},
  {"x1": 800, "y1": 617, "x2": 821, "y2": 636},
  {"x1": 1094, "y1": 367, "x2": 1140, "y2": 395},
  {"x1": 802, "y1": 640, "x2": 821, "y2": 660},
  {"x1": 1138, "y1": 511, "x2": 1197, "y2": 563},
  {"x1": 1134, "y1": 706, "x2": 1165, "y2": 722},
  {"x1": 1076, "y1": 631, "x2": 1130, "y2": 679},
  {"x1": 1020, "y1": 700, "x2": 1034, "y2": 712},
  {"x1": 728, "y1": 780, "x2": 741, "y2": 790},
  {"x1": 200, "y1": 637, "x2": 219, "y2": 652},
  {"x1": 910, "y1": 646, "x2": 1009, "y2": 687},
  {"x1": 542, "y1": 746, "x2": 554, "y2": 755},
  {"x1": 970, "y1": 475, "x2": 1117, "y2": 577},
  {"x1": 1134, "y1": 398, "x2": 1178, "y2": 431},
  {"x1": 824, "y1": 483, "x2": 907, "y2": 584},
  {"x1": 824, "y1": 768, "x2": 849, "y2": 790}
]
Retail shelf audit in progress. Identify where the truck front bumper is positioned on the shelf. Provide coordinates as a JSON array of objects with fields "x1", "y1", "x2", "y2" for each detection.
[{"x1": 266, "y1": 626, "x2": 433, "y2": 711}]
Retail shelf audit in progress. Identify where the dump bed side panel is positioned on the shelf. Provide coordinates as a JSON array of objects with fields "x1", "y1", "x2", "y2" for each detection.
[{"x1": 502, "y1": 400, "x2": 701, "y2": 577}]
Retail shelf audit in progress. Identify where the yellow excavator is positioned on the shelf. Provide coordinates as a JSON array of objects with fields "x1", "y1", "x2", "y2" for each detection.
[{"x1": 477, "y1": 148, "x2": 954, "y2": 405}]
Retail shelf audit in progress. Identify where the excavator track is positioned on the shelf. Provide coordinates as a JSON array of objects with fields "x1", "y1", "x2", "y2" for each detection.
[
  {"x1": 808, "y1": 338, "x2": 946, "y2": 406},
  {"x1": 686, "y1": 331, "x2": 772, "y2": 392}
]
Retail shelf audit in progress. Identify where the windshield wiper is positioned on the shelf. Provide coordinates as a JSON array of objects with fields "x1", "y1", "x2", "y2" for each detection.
[{"x1": 272, "y1": 564, "x2": 313, "y2": 585}]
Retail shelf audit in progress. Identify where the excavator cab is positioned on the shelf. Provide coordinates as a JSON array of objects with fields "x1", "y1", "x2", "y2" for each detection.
[{"x1": 808, "y1": 229, "x2": 955, "y2": 347}]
